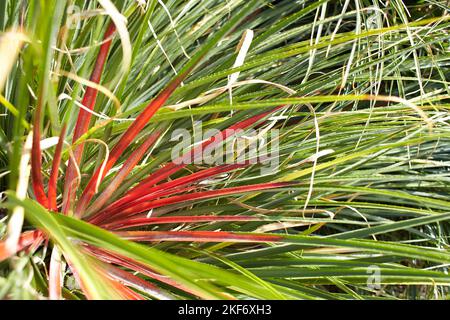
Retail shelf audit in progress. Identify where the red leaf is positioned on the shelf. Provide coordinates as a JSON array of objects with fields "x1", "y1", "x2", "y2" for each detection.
[
  {"x1": 101, "y1": 182, "x2": 292, "y2": 224},
  {"x1": 89, "y1": 105, "x2": 285, "y2": 224},
  {"x1": 31, "y1": 109, "x2": 49, "y2": 207},
  {"x1": 116, "y1": 230, "x2": 283, "y2": 243},
  {"x1": 84, "y1": 245, "x2": 204, "y2": 298},
  {"x1": 66, "y1": 252, "x2": 143, "y2": 300},
  {"x1": 48, "y1": 124, "x2": 67, "y2": 211},
  {"x1": 89, "y1": 163, "x2": 248, "y2": 224},
  {"x1": 48, "y1": 248, "x2": 62, "y2": 300},
  {"x1": 0, "y1": 230, "x2": 42, "y2": 262},
  {"x1": 86, "y1": 129, "x2": 162, "y2": 215},
  {"x1": 62, "y1": 22, "x2": 116, "y2": 214},
  {"x1": 114, "y1": 106, "x2": 285, "y2": 206},
  {"x1": 75, "y1": 68, "x2": 194, "y2": 217},
  {"x1": 104, "y1": 215, "x2": 264, "y2": 230},
  {"x1": 75, "y1": 90, "x2": 284, "y2": 216}
]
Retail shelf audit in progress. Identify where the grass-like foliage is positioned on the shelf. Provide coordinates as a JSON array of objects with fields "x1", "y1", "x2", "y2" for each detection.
[{"x1": 0, "y1": 0, "x2": 449, "y2": 300}]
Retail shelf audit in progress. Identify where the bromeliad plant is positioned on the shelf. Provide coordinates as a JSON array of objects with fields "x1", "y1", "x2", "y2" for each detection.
[{"x1": 1, "y1": 0, "x2": 450, "y2": 299}]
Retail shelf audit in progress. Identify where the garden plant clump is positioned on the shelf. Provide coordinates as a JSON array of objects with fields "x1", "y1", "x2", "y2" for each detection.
[{"x1": 0, "y1": 0, "x2": 450, "y2": 300}]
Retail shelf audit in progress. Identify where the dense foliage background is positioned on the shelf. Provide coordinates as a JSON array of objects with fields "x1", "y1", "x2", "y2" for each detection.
[{"x1": 0, "y1": 0, "x2": 450, "y2": 299}]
